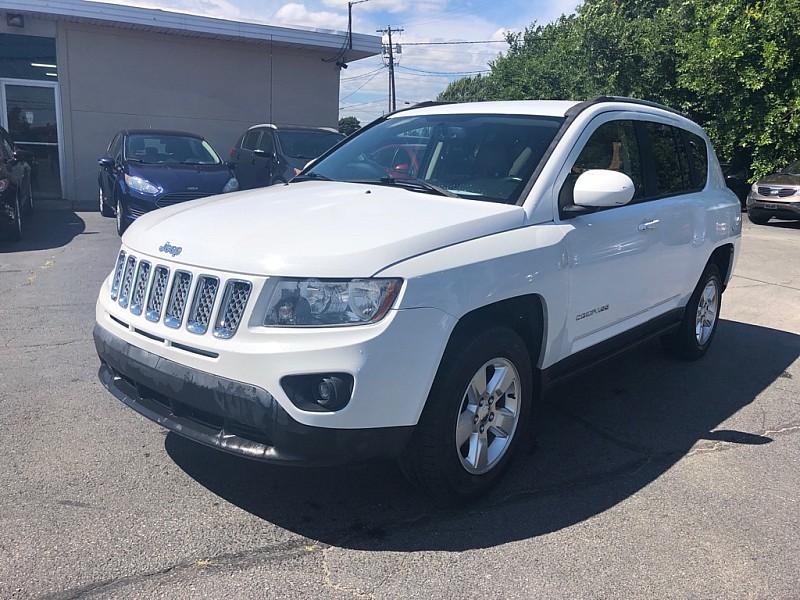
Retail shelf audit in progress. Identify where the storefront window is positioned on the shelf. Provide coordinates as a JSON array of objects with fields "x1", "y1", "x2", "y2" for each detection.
[{"x1": 0, "y1": 33, "x2": 57, "y2": 81}]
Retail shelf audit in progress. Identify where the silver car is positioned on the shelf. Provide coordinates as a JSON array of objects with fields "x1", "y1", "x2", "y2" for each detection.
[{"x1": 747, "y1": 161, "x2": 800, "y2": 225}]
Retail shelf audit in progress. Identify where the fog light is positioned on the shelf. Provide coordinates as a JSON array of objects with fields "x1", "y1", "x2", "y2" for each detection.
[{"x1": 281, "y1": 373, "x2": 354, "y2": 412}]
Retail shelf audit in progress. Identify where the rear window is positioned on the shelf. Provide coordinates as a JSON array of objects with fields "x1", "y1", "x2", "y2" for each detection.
[{"x1": 685, "y1": 131, "x2": 708, "y2": 190}]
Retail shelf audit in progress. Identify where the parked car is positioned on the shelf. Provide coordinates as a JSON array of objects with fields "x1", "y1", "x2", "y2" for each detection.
[
  {"x1": 746, "y1": 161, "x2": 800, "y2": 225},
  {"x1": 720, "y1": 163, "x2": 750, "y2": 211},
  {"x1": 0, "y1": 125, "x2": 33, "y2": 242},
  {"x1": 98, "y1": 130, "x2": 238, "y2": 236},
  {"x1": 94, "y1": 98, "x2": 741, "y2": 504},
  {"x1": 229, "y1": 124, "x2": 343, "y2": 189}
]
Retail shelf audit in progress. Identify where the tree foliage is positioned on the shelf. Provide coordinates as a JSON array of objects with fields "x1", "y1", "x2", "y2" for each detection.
[
  {"x1": 439, "y1": 0, "x2": 800, "y2": 178},
  {"x1": 338, "y1": 116, "x2": 361, "y2": 136}
]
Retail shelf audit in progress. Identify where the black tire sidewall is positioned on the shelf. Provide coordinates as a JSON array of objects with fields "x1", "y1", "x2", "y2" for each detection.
[
  {"x1": 674, "y1": 264, "x2": 723, "y2": 359},
  {"x1": 116, "y1": 195, "x2": 127, "y2": 236},
  {"x1": 748, "y1": 210, "x2": 770, "y2": 225},
  {"x1": 407, "y1": 326, "x2": 534, "y2": 503}
]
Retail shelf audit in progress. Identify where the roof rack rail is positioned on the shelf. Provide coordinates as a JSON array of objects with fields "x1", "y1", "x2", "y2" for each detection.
[
  {"x1": 386, "y1": 100, "x2": 454, "y2": 117},
  {"x1": 566, "y1": 96, "x2": 688, "y2": 119}
]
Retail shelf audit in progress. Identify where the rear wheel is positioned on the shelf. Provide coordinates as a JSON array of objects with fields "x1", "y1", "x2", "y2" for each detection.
[
  {"x1": 400, "y1": 326, "x2": 533, "y2": 505},
  {"x1": 99, "y1": 186, "x2": 114, "y2": 217},
  {"x1": 24, "y1": 177, "x2": 34, "y2": 214},
  {"x1": 661, "y1": 264, "x2": 722, "y2": 360},
  {"x1": 748, "y1": 210, "x2": 771, "y2": 225}
]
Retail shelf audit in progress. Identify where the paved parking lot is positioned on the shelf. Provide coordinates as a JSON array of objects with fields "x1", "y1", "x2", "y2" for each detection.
[{"x1": 1, "y1": 210, "x2": 798, "y2": 599}]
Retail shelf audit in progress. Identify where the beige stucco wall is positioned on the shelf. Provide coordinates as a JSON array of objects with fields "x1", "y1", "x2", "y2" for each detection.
[{"x1": 54, "y1": 21, "x2": 340, "y2": 202}]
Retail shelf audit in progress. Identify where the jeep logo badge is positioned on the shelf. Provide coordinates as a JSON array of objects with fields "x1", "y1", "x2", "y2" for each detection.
[{"x1": 159, "y1": 242, "x2": 182, "y2": 257}]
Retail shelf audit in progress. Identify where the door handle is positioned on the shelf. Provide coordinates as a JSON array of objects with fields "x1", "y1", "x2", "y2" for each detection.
[{"x1": 638, "y1": 219, "x2": 660, "y2": 231}]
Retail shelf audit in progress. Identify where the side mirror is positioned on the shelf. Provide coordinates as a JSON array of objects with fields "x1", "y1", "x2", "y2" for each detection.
[
  {"x1": 225, "y1": 160, "x2": 236, "y2": 170},
  {"x1": 573, "y1": 169, "x2": 635, "y2": 208},
  {"x1": 98, "y1": 156, "x2": 115, "y2": 168}
]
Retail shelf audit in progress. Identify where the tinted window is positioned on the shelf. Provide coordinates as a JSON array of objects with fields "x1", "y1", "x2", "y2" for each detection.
[
  {"x1": 306, "y1": 114, "x2": 564, "y2": 205},
  {"x1": 258, "y1": 131, "x2": 275, "y2": 153},
  {"x1": 685, "y1": 131, "x2": 708, "y2": 190},
  {"x1": 277, "y1": 130, "x2": 343, "y2": 159},
  {"x1": 125, "y1": 134, "x2": 221, "y2": 165},
  {"x1": 560, "y1": 120, "x2": 643, "y2": 210},
  {"x1": 242, "y1": 130, "x2": 261, "y2": 151},
  {"x1": 644, "y1": 122, "x2": 691, "y2": 197}
]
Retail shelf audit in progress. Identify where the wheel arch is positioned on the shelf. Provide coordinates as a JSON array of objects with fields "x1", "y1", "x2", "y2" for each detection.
[{"x1": 708, "y1": 243, "x2": 734, "y2": 288}]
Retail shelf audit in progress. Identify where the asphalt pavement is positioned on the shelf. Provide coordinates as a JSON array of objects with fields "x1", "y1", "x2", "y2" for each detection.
[{"x1": 0, "y1": 210, "x2": 798, "y2": 599}]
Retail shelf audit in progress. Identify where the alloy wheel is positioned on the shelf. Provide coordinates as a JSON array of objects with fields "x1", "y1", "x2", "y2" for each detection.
[
  {"x1": 455, "y1": 358, "x2": 521, "y2": 475},
  {"x1": 695, "y1": 279, "x2": 719, "y2": 345},
  {"x1": 116, "y1": 196, "x2": 122, "y2": 233}
]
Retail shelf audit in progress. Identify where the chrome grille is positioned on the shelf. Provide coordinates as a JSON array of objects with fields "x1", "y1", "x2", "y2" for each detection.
[
  {"x1": 117, "y1": 255, "x2": 137, "y2": 309},
  {"x1": 758, "y1": 186, "x2": 797, "y2": 198},
  {"x1": 129, "y1": 261, "x2": 151, "y2": 316},
  {"x1": 164, "y1": 271, "x2": 193, "y2": 329},
  {"x1": 110, "y1": 251, "x2": 126, "y2": 300},
  {"x1": 146, "y1": 266, "x2": 170, "y2": 322},
  {"x1": 213, "y1": 280, "x2": 252, "y2": 339},
  {"x1": 187, "y1": 276, "x2": 219, "y2": 335}
]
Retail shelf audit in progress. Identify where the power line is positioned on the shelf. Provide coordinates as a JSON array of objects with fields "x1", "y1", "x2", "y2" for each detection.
[
  {"x1": 339, "y1": 69, "x2": 385, "y2": 102},
  {"x1": 398, "y1": 65, "x2": 490, "y2": 76},
  {"x1": 341, "y1": 66, "x2": 386, "y2": 81},
  {"x1": 401, "y1": 40, "x2": 508, "y2": 46}
]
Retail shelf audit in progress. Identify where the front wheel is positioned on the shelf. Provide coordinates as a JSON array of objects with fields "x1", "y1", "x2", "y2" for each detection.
[
  {"x1": 115, "y1": 195, "x2": 128, "y2": 236},
  {"x1": 748, "y1": 210, "x2": 771, "y2": 225},
  {"x1": 99, "y1": 186, "x2": 114, "y2": 217},
  {"x1": 400, "y1": 326, "x2": 533, "y2": 505},
  {"x1": 8, "y1": 190, "x2": 23, "y2": 241},
  {"x1": 661, "y1": 264, "x2": 722, "y2": 360}
]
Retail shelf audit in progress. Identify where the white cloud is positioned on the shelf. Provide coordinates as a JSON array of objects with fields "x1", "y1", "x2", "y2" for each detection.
[{"x1": 272, "y1": 2, "x2": 348, "y2": 29}]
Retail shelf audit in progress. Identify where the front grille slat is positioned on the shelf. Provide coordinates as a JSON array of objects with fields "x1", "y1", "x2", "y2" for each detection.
[
  {"x1": 156, "y1": 192, "x2": 209, "y2": 208},
  {"x1": 213, "y1": 280, "x2": 252, "y2": 339},
  {"x1": 129, "y1": 261, "x2": 151, "y2": 316},
  {"x1": 187, "y1": 276, "x2": 220, "y2": 335},
  {"x1": 117, "y1": 255, "x2": 137, "y2": 309},
  {"x1": 146, "y1": 266, "x2": 170, "y2": 322},
  {"x1": 758, "y1": 186, "x2": 797, "y2": 198},
  {"x1": 164, "y1": 271, "x2": 193, "y2": 329},
  {"x1": 110, "y1": 251, "x2": 126, "y2": 300}
]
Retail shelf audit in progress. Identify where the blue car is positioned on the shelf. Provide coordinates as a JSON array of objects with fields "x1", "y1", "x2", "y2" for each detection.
[{"x1": 98, "y1": 130, "x2": 238, "y2": 235}]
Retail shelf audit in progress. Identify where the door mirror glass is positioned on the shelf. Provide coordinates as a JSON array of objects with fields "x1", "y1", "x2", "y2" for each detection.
[
  {"x1": 573, "y1": 169, "x2": 635, "y2": 208},
  {"x1": 97, "y1": 156, "x2": 115, "y2": 168}
]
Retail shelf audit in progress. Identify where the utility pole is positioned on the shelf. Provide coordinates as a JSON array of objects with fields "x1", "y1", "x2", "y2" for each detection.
[{"x1": 377, "y1": 26, "x2": 403, "y2": 112}]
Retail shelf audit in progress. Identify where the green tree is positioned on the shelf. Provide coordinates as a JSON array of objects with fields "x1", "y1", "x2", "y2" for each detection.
[
  {"x1": 439, "y1": 0, "x2": 800, "y2": 178},
  {"x1": 338, "y1": 116, "x2": 361, "y2": 136}
]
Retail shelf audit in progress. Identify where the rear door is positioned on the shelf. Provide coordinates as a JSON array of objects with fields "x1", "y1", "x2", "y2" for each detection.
[{"x1": 235, "y1": 128, "x2": 262, "y2": 190}]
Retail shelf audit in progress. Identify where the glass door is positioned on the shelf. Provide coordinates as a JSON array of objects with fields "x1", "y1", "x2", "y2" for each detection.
[{"x1": 0, "y1": 80, "x2": 62, "y2": 199}]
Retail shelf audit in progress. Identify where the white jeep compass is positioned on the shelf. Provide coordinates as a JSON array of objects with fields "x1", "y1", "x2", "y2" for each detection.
[{"x1": 94, "y1": 97, "x2": 742, "y2": 504}]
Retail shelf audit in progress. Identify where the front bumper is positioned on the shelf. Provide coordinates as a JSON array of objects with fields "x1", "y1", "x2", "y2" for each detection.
[
  {"x1": 747, "y1": 194, "x2": 800, "y2": 218},
  {"x1": 94, "y1": 324, "x2": 412, "y2": 465}
]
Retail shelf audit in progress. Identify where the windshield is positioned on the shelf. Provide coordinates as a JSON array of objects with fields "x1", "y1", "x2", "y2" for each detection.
[
  {"x1": 277, "y1": 130, "x2": 344, "y2": 159},
  {"x1": 125, "y1": 134, "x2": 221, "y2": 165},
  {"x1": 303, "y1": 113, "x2": 564, "y2": 204},
  {"x1": 781, "y1": 161, "x2": 800, "y2": 175}
]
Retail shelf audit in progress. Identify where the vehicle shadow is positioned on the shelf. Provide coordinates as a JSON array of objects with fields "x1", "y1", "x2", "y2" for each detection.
[
  {"x1": 166, "y1": 319, "x2": 800, "y2": 552},
  {"x1": 0, "y1": 209, "x2": 86, "y2": 252}
]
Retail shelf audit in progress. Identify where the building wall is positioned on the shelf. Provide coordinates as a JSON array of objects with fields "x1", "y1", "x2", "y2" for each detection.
[{"x1": 56, "y1": 21, "x2": 341, "y2": 202}]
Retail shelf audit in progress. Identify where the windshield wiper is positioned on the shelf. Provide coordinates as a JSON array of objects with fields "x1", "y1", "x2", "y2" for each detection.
[
  {"x1": 356, "y1": 177, "x2": 458, "y2": 198},
  {"x1": 292, "y1": 172, "x2": 332, "y2": 182}
]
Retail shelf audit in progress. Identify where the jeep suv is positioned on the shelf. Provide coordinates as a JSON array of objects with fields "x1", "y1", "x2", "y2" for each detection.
[{"x1": 93, "y1": 97, "x2": 741, "y2": 504}]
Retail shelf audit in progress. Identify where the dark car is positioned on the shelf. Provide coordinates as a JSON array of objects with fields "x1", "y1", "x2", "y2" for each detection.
[
  {"x1": 229, "y1": 125, "x2": 344, "y2": 190},
  {"x1": 746, "y1": 160, "x2": 800, "y2": 225},
  {"x1": 98, "y1": 130, "x2": 238, "y2": 236},
  {"x1": 720, "y1": 163, "x2": 750, "y2": 211},
  {"x1": 0, "y1": 125, "x2": 33, "y2": 242}
]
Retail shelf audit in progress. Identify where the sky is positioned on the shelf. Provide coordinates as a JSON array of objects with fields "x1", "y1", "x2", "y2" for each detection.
[{"x1": 90, "y1": 0, "x2": 582, "y2": 123}]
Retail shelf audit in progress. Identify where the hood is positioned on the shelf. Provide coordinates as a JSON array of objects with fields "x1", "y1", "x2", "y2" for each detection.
[
  {"x1": 127, "y1": 162, "x2": 232, "y2": 195},
  {"x1": 757, "y1": 173, "x2": 800, "y2": 187},
  {"x1": 123, "y1": 181, "x2": 526, "y2": 277}
]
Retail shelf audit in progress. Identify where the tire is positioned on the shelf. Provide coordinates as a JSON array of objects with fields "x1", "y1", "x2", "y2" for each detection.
[
  {"x1": 399, "y1": 326, "x2": 534, "y2": 506},
  {"x1": 99, "y1": 185, "x2": 114, "y2": 217},
  {"x1": 115, "y1": 195, "x2": 128, "y2": 236},
  {"x1": 748, "y1": 210, "x2": 771, "y2": 225},
  {"x1": 661, "y1": 264, "x2": 722, "y2": 361},
  {"x1": 24, "y1": 177, "x2": 34, "y2": 214},
  {"x1": 8, "y1": 189, "x2": 23, "y2": 242}
]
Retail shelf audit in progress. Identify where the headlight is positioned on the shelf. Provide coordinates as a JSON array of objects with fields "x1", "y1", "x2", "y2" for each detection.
[
  {"x1": 751, "y1": 182, "x2": 758, "y2": 193},
  {"x1": 263, "y1": 278, "x2": 402, "y2": 327},
  {"x1": 222, "y1": 177, "x2": 239, "y2": 193},
  {"x1": 124, "y1": 174, "x2": 160, "y2": 195}
]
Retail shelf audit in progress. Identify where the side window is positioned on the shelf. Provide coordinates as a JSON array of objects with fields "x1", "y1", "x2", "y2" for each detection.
[
  {"x1": 110, "y1": 134, "x2": 123, "y2": 160},
  {"x1": 560, "y1": 120, "x2": 644, "y2": 210},
  {"x1": 684, "y1": 131, "x2": 708, "y2": 191},
  {"x1": 242, "y1": 129, "x2": 261, "y2": 151},
  {"x1": 643, "y1": 122, "x2": 691, "y2": 197},
  {"x1": 107, "y1": 134, "x2": 119, "y2": 155},
  {"x1": 258, "y1": 130, "x2": 275, "y2": 153}
]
